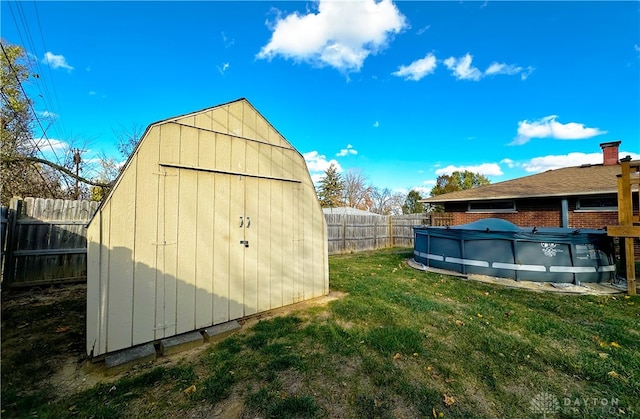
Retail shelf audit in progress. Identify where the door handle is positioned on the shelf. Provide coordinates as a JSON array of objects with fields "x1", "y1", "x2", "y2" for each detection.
[
  {"x1": 239, "y1": 216, "x2": 243, "y2": 228},
  {"x1": 240, "y1": 240, "x2": 249, "y2": 248},
  {"x1": 246, "y1": 216, "x2": 251, "y2": 228}
]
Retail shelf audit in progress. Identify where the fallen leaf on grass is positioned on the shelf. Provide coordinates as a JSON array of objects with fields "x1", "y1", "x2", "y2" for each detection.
[
  {"x1": 393, "y1": 352, "x2": 402, "y2": 360},
  {"x1": 476, "y1": 313, "x2": 483, "y2": 318},
  {"x1": 55, "y1": 326, "x2": 71, "y2": 333},
  {"x1": 610, "y1": 342, "x2": 621, "y2": 348},
  {"x1": 598, "y1": 352, "x2": 609, "y2": 359},
  {"x1": 607, "y1": 371, "x2": 620, "y2": 379},
  {"x1": 443, "y1": 394, "x2": 455, "y2": 407},
  {"x1": 455, "y1": 320, "x2": 465, "y2": 326},
  {"x1": 184, "y1": 384, "x2": 196, "y2": 395}
]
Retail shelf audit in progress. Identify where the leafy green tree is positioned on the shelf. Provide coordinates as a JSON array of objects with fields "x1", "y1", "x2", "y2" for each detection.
[
  {"x1": 402, "y1": 190, "x2": 425, "y2": 214},
  {"x1": 0, "y1": 41, "x2": 60, "y2": 204},
  {"x1": 317, "y1": 163, "x2": 345, "y2": 207},
  {"x1": 430, "y1": 170, "x2": 490, "y2": 196}
]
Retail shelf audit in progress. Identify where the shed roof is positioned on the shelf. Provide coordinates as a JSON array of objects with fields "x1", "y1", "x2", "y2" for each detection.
[{"x1": 422, "y1": 162, "x2": 639, "y2": 203}]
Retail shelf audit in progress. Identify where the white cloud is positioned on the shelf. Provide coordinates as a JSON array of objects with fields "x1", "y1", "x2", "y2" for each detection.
[
  {"x1": 32, "y1": 138, "x2": 67, "y2": 154},
  {"x1": 42, "y1": 52, "x2": 73, "y2": 71},
  {"x1": 511, "y1": 115, "x2": 607, "y2": 145},
  {"x1": 37, "y1": 110, "x2": 58, "y2": 119},
  {"x1": 303, "y1": 150, "x2": 342, "y2": 173},
  {"x1": 257, "y1": 0, "x2": 407, "y2": 73},
  {"x1": 336, "y1": 144, "x2": 357, "y2": 157},
  {"x1": 444, "y1": 54, "x2": 533, "y2": 81},
  {"x1": 523, "y1": 151, "x2": 640, "y2": 173},
  {"x1": 523, "y1": 152, "x2": 602, "y2": 172},
  {"x1": 222, "y1": 32, "x2": 234, "y2": 48},
  {"x1": 435, "y1": 163, "x2": 503, "y2": 177},
  {"x1": 443, "y1": 53, "x2": 482, "y2": 81},
  {"x1": 373, "y1": 121, "x2": 380, "y2": 128},
  {"x1": 500, "y1": 158, "x2": 515, "y2": 168},
  {"x1": 485, "y1": 62, "x2": 535, "y2": 80},
  {"x1": 416, "y1": 24, "x2": 430, "y2": 35},
  {"x1": 217, "y1": 62, "x2": 230, "y2": 75},
  {"x1": 392, "y1": 53, "x2": 437, "y2": 81},
  {"x1": 634, "y1": 44, "x2": 640, "y2": 52},
  {"x1": 88, "y1": 91, "x2": 96, "y2": 96},
  {"x1": 412, "y1": 186, "x2": 432, "y2": 197}
]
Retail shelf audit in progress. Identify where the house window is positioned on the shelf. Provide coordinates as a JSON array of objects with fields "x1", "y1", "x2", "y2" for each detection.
[
  {"x1": 467, "y1": 200, "x2": 516, "y2": 213},
  {"x1": 576, "y1": 196, "x2": 618, "y2": 211}
]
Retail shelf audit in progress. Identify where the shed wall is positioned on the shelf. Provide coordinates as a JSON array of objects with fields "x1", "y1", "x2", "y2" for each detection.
[{"x1": 87, "y1": 101, "x2": 328, "y2": 357}]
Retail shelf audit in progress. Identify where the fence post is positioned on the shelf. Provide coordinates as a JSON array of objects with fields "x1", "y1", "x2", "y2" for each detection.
[
  {"x1": 389, "y1": 216, "x2": 394, "y2": 247},
  {"x1": 3, "y1": 198, "x2": 22, "y2": 286}
]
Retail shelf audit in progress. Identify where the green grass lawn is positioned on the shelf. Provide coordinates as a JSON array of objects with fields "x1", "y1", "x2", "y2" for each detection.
[{"x1": 3, "y1": 248, "x2": 640, "y2": 418}]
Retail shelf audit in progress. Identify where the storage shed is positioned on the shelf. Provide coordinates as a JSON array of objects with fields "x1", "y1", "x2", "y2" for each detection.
[{"x1": 86, "y1": 98, "x2": 328, "y2": 358}]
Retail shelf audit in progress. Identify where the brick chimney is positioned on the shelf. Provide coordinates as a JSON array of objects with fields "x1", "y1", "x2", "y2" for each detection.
[{"x1": 600, "y1": 141, "x2": 621, "y2": 166}]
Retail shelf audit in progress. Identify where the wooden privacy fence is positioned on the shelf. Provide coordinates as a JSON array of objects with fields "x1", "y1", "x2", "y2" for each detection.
[
  {"x1": 1, "y1": 197, "x2": 98, "y2": 287},
  {"x1": 325, "y1": 213, "x2": 427, "y2": 254},
  {"x1": 0, "y1": 197, "x2": 448, "y2": 286}
]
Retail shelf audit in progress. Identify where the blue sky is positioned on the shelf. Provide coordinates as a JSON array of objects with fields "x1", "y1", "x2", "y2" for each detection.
[{"x1": 2, "y1": 0, "x2": 639, "y2": 196}]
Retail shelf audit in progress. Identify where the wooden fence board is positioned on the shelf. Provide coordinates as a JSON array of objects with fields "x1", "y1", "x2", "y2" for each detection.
[
  {"x1": 2, "y1": 197, "x2": 99, "y2": 287},
  {"x1": 324, "y1": 213, "x2": 426, "y2": 254}
]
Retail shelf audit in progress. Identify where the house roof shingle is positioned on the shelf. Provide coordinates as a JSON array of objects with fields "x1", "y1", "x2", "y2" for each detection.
[{"x1": 422, "y1": 162, "x2": 639, "y2": 203}]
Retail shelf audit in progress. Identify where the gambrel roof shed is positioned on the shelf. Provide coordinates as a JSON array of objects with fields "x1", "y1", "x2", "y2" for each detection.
[{"x1": 86, "y1": 98, "x2": 328, "y2": 358}]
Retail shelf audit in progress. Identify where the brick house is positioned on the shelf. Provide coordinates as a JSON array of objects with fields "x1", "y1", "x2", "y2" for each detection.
[{"x1": 421, "y1": 141, "x2": 640, "y2": 258}]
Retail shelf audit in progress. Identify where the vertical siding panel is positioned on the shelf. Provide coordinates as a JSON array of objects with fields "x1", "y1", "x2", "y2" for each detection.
[
  {"x1": 257, "y1": 179, "x2": 271, "y2": 312},
  {"x1": 228, "y1": 176, "x2": 245, "y2": 319},
  {"x1": 231, "y1": 136, "x2": 246, "y2": 173},
  {"x1": 270, "y1": 181, "x2": 283, "y2": 309},
  {"x1": 242, "y1": 102, "x2": 257, "y2": 141},
  {"x1": 303, "y1": 187, "x2": 314, "y2": 300},
  {"x1": 195, "y1": 111, "x2": 212, "y2": 131},
  {"x1": 180, "y1": 126, "x2": 199, "y2": 167},
  {"x1": 211, "y1": 108, "x2": 228, "y2": 133},
  {"x1": 268, "y1": 127, "x2": 284, "y2": 148},
  {"x1": 228, "y1": 101, "x2": 243, "y2": 137},
  {"x1": 106, "y1": 162, "x2": 136, "y2": 353},
  {"x1": 99, "y1": 201, "x2": 111, "y2": 355},
  {"x1": 215, "y1": 134, "x2": 232, "y2": 172},
  {"x1": 133, "y1": 129, "x2": 159, "y2": 346},
  {"x1": 213, "y1": 173, "x2": 231, "y2": 324},
  {"x1": 244, "y1": 177, "x2": 258, "y2": 316},
  {"x1": 199, "y1": 130, "x2": 216, "y2": 171},
  {"x1": 162, "y1": 167, "x2": 179, "y2": 338},
  {"x1": 282, "y1": 182, "x2": 294, "y2": 305},
  {"x1": 196, "y1": 171, "x2": 214, "y2": 328},
  {"x1": 256, "y1": 114, "x2": 269, "y2": 142},
  {"x1": 160, "y1": 123, "x2": 180, "y2": 164},
  {"x1": 176, "y1": 169, "x2": 197, "y2": 334},
  {"x1": 86, "y1": 215, "x2": 100, "y2": 356},
  {"x1": 245, "y1": 140, "x2": 259, "y2": 176},
  {"x1": 271, "y1": 147, "x2": 283, "y2": 179}
]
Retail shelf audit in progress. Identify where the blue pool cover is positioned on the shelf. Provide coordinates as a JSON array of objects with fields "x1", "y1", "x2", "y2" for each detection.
[{"x1": 413, "y1": 218, "x2": 615, "y2": 283}]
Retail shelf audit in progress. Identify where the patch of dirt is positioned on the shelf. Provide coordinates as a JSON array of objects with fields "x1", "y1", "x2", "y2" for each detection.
[{"x1": 1, "y1": 283, "x2": 103, "y2": 402}]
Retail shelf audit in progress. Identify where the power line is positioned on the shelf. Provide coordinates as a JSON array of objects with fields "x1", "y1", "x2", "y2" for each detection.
[
  {"x1": 0, "y1": 41, "x2": 63, "y2": 167},
  {"x1": 6, "y1": 1, "x2": 66, "y2": 154}
]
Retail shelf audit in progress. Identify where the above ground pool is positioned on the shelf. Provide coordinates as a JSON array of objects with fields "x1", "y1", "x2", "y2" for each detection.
[{"x1": 413, "y1": 218, "x2": 615, "y2": 284}]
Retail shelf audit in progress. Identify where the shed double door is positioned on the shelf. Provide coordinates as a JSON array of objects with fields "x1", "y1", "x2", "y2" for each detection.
[{"x1": 156, "y1": 168, "x2": 299, "y2": 339}]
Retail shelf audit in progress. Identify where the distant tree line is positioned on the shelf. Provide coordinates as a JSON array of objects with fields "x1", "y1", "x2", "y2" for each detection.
[{"x1": 316, "y1": 164, "x2": 490, "y2": 215}]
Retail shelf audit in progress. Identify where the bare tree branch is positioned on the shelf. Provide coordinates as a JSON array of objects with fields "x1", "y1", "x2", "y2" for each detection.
[{"x1": 3, "y1": 155, "x2": 111, "y2": 188}]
